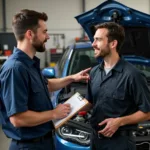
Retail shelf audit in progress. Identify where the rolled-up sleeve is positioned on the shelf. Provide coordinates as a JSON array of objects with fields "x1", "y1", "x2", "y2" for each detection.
[{"x1": 130, "y1": 71, "x2": 150, "y2": 112}]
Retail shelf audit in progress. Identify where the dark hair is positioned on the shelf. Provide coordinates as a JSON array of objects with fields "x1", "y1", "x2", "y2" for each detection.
[
  {"x1": 95, "y1": 22, "x2": 125, "y2": 52},
  {"x1": 12, "y1": 9, "x2": 48, "y2": 41}
]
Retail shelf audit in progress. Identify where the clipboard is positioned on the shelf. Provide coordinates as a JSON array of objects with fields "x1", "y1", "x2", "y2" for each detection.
[{"x1": 52, "y1": 92, "x2": 89, "y2": 129}]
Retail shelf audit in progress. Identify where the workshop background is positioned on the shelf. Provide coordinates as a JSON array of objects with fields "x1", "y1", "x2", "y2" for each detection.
[{"x1": 0, "y1": 0, "x2": 150, "y2": 149}]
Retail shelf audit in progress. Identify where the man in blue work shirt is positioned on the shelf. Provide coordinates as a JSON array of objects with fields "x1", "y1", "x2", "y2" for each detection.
[
  {"x1": 0, "y1": 9, "x2": 90, "y2": 150},
  {"x1": 86, "y1": 22, "x2": 150, "y2": 150}
]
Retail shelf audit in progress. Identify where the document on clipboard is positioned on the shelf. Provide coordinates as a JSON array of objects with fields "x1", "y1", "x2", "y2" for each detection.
[{"x1": 52, "y1": 92, "x2": 89, "y2": 129}]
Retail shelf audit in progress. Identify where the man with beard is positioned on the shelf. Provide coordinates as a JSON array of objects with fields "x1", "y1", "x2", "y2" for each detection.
[
  {"x1": 86, "y1": 22, "x2": 150, "y2": 150},
  {"x1": 0, "y1": 9, "x2": 90, "y2": 150}
]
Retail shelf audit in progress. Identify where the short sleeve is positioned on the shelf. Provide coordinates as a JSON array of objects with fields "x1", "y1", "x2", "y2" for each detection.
[{"x1": 1, "y1": 66, "x2": 29, "y2": 117}]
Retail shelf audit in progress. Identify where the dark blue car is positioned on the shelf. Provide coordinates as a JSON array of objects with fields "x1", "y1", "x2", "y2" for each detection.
[{"x1": 42, "y1": 0, "x2": 150, "y2": 149}]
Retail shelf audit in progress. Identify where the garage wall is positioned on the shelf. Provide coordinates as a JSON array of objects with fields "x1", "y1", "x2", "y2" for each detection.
[
  {"x1": 6, "y1": 0, "x2": 82, "y2": 36},
  {"x1": 0, "y1": 0, "x2": 3, "y2": 31},
  {"x1": 5, "y1": 0, "x2": 150, "y2": 41},
  {"x1": 5, "y1": 0, "x2": 83, "y2": 68},
  {"x1": 1, "y1": 0, "x2": 150, "y2": 68}
]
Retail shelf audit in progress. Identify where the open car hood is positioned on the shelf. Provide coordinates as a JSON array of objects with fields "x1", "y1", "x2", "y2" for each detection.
[{"x1": 75, "y1": 0, "x2": 150, "y2": 58}]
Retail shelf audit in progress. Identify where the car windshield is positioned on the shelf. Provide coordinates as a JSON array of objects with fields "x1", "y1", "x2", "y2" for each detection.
[
  {"x1": 68, "y1": 48, "x2": 98, "y2": 75},
  {"x1": 68, "y1": 48, "x2": 150, "y2": 80}
]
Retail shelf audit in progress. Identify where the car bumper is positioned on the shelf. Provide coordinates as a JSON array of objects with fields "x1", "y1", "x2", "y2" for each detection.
[{"x1": 55, "y1": 134, "x2": 90, "y2": 150}]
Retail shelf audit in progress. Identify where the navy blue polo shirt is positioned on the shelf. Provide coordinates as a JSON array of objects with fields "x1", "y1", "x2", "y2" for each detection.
[
  {"x1": 0, "y1": 47, "x2": 54, "y2": 140},
  {"x1": 86, "y1": 58, "x2": 150, "y2": 131}
]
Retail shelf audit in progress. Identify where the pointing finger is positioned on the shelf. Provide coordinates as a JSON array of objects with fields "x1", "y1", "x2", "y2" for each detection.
[{"x1": 82, "y1": 67, "x2": 91, "y2": 73}]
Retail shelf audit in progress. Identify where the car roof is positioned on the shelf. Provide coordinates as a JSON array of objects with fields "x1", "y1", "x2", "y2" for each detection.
[{"x1": 70, "y1": 41, "x2": 93, "y2": 49}]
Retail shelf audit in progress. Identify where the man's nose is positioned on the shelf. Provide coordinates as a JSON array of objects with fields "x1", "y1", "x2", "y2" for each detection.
[
  {"x1": 92, "y1": 40, "x2": 96, "y2": 47},
  {"x1": 47, "y1": 34, "x2": 50, "y2": 40}
]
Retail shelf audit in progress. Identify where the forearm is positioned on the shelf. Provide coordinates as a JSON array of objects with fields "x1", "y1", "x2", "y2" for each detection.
[
  {"x1": 119, "y1": 110, "x2": 150, "y2": 127},
  {"x1": 48, "y1": 75, "x2": 74, "y2": 92},
  {"x1": 10, "y1": 110, "x2": 55, "y2": 127}
]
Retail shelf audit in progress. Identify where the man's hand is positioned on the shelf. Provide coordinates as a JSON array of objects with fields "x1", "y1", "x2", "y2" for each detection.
[
  {"x1": 71, "y1": 68, "x2": 91, "y2": 82},
  {"x1": 98, "y1": 118, "x2": 121, "y2": 137},
  {"x1": 52, "y1": 103, "x2": 71, "y2": 120}
]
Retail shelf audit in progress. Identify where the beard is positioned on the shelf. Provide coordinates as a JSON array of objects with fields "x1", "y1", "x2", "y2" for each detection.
[
  {"x1": 93, "y1": 44, "x2": 111, "y2": 58},
  {"x1": 32, "y1": 36, "x2": 47, "y2": 52}
]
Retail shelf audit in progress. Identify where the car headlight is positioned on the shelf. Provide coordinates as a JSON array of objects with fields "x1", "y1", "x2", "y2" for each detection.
[{"x1": 56, "y1": 120, "x2": 91, "y2": 146}]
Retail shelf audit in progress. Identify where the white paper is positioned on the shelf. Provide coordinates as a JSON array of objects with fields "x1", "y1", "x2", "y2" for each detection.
[{"x1": 53, "y1": 92, "x2": 88, "y2": 128}]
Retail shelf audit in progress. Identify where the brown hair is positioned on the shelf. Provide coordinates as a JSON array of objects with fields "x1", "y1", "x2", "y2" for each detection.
[
  {"x1": 95, "y1": 22, "x2": 125, "y2": 52},
  {"x1": 12, "y1": 9, "x2": 48, "y2": 41}
]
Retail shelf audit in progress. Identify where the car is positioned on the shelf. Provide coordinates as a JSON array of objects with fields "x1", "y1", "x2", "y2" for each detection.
[
  {"x1": 42, "y1": 0, "x2": 150, "y2": 150},
  {"x1": 43, "y1": 43, "x2": 150, "y2": 150}
]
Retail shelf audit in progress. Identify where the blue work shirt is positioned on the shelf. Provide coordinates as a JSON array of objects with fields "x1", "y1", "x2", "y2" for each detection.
[
  {"x1": 86, "y1": 58, "x2": 150, "y2": 131},
  {"x1": 0, "y1": 47, "x2": 54, "y2": 140}
]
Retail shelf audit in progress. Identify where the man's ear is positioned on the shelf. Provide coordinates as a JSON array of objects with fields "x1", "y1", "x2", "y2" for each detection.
[
  {"x1": 110, "y1": 40, "x2": 118, "y2": 49},
  {"x1": 25, "y1": 30, "x2": 33, "y2": 40}
]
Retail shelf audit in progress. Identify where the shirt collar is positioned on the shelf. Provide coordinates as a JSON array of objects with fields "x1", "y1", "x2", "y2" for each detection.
[
  {"x1": 99, "y1": 57, "x2": 124, "y2": 73},
  {"x1": 113, "y1": 58, "x2": 124, "y2": 72},
  {"x1": 13, "y1": 47, "x2": 40, "y2": 68}
]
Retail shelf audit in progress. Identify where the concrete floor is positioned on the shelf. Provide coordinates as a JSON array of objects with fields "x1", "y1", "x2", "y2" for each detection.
[{"x1": 0, "y1": 127, "x2": 10, "y2": 150}]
